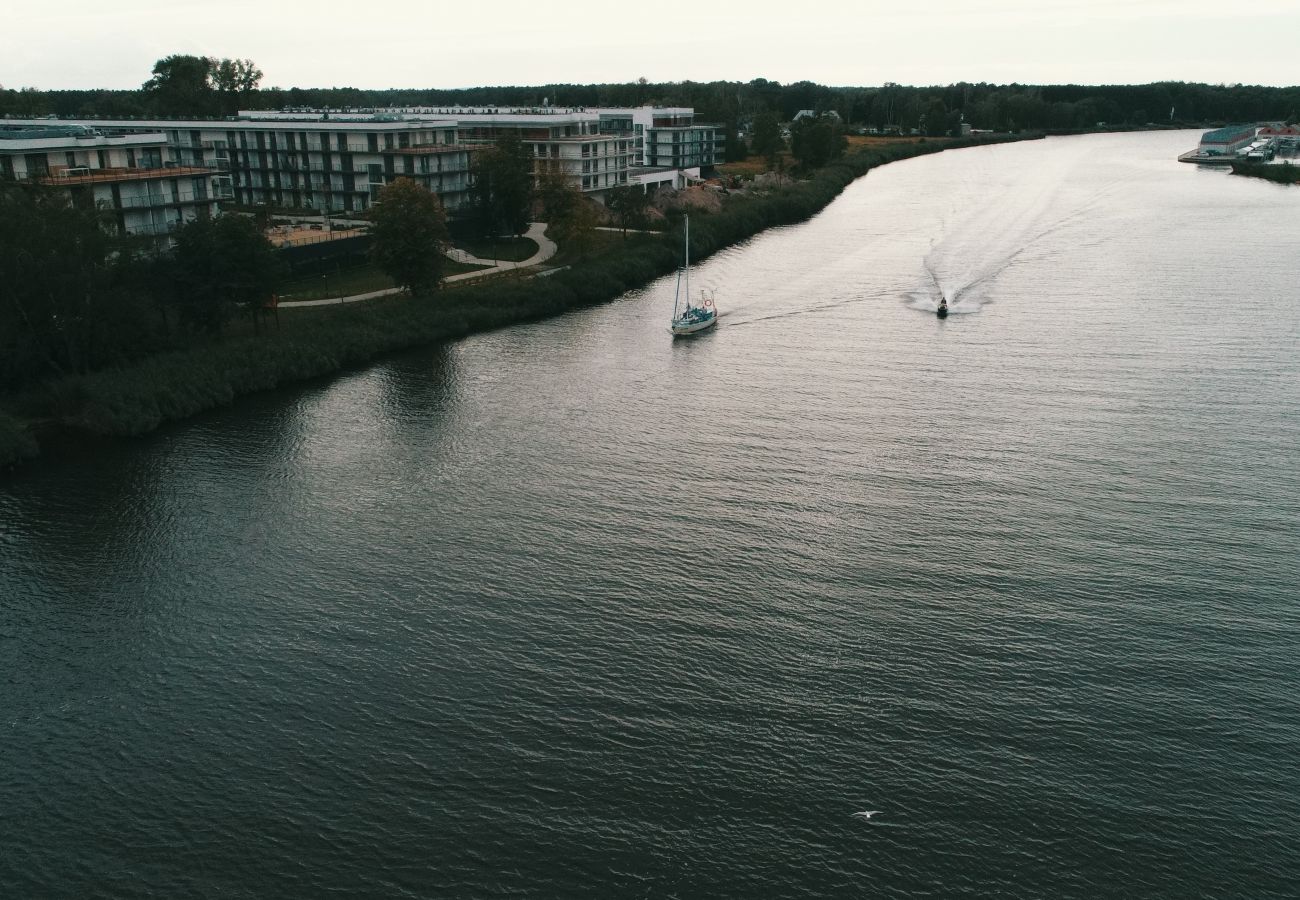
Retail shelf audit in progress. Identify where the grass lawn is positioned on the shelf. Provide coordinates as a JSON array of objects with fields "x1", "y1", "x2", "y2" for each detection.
[
  {"x1": 280, "y1": 265, "x2": 393, "y2": 301},
  {"x1": 716, "y1": 158, "x2": 774, "y2": 177},
  {"x1": 543, "y1": 229, "x2": 639, "y2": 269},
  {"x1": 280, "y1": 259, "x2": 489, "y2": 301},
  {"x1": 454, "y1": 235, "x2": 538, "y2": 262}
]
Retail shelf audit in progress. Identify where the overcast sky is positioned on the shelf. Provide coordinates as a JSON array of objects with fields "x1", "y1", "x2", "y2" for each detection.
[{"x1": 5, "y1": 0, "x2": 1298, "y2": 91}]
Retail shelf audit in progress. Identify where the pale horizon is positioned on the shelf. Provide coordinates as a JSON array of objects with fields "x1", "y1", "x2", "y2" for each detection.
[{"x1": 4, "y1": 0, "x2": 1299, "y2": 93}]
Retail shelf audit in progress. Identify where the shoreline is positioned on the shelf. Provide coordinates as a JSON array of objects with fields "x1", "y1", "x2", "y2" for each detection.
[
  {"x1": 0, "y1": 134, "x2": 1036, "y2": 474},
  {"x1": 1229, "y1": 161, "x2": 1300, "y2": 184}
]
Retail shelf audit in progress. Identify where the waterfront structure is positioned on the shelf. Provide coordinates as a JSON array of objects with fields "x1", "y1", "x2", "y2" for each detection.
[
  {"x1": 1180, "y1": 123, "x2": 1298, "y2": 165},
  {"x1": 3, "y1": 115, "x2": 473, "y2": 215},
  {"x1": 0, "y1": 123, "x2": 221, "y2": 240},
  {"x1": 1196, "y1": 125, "x2": 1258, "y2": 157}
]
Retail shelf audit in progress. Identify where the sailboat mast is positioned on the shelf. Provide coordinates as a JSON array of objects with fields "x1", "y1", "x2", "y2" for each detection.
[{"x1": 684, "y1": 215, "x2": 690, "y2": 308}]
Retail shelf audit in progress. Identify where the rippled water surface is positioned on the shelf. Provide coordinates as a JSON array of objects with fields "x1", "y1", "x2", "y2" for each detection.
[{"x1": 3, "y1": 132, "x2": 1299, "y2": 898}]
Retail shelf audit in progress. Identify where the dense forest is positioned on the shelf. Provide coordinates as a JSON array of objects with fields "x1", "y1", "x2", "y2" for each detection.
[{"x1": 3, "y1": 66, "x2": 1297, "y2": 133}]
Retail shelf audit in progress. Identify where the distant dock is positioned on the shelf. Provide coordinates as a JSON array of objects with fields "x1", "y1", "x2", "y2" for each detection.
[
  {"x1": 1180, "y1": 123, "x2": 1300, "y2": 165},
  {"x1": 1178, "y1": 150, "x2": 1232, "y2": 165}
]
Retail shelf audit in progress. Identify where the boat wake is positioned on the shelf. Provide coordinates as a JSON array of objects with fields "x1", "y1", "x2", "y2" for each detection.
[
  {"x1": 725, "y1": 287, "x2": 909, "y2": 327},
  {"x1": 910, "y1": 146, "x2": 1134, "y2": 314}
]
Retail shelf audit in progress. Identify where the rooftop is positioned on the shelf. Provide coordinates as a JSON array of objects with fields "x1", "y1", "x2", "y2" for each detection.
[{"x1": 1201, "y1": 124, "x2": 1256, "y2": 143}]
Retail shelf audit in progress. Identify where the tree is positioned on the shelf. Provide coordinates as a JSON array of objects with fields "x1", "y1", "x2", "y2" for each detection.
[
  {"x1": 534, "y1": 160, "x2": 574, "y2": 223},
  {"x1": 535, "y1": 166, "x2": 597, "y2": 257},
  {"x1": 142, "y1": 54, "x2": 218, "y2": 116},
  {"x1": 922, "y1": 97, "x2": 949, "y2": 137},
  {"x1": 172, "y1": 214, "x2": 281, "y2": 334},
  {"x1": 723, "y1": 118, "x2": 747, "y2": 162},
  {"x1": 470, "y1": 133, "x2": 533, "y2": 238},
  {"x1": 751, "y1": 112, "x2": 783, "y2": 166},
  {"x1": 0, "y1": 181, "x2": 112, "y2": 382},
  {"x1": 790, "y1": 115, "x2": 846, "y2": 169},
  {"x1": 369, "y1": 178, "x2": 449, "y2": 296},
  {"x1": 550, "y1": 193, "x2": 600, "y2": 259},
  {"x1": 606, "y1": 184, "x2": 650, "y2": 237},
  {"x1": 211, "y1": 58, "x2": 263, "y2": 116}
]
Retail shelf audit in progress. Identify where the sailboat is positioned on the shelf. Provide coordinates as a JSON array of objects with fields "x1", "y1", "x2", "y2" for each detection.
[{"x1": 670, "y1": 215, "x2": 717, "y2": 336}]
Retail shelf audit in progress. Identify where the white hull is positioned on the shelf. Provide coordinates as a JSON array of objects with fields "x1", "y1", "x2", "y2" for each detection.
[{"x1": 671, "y1": 316, "x2": 717, "y2": 335}]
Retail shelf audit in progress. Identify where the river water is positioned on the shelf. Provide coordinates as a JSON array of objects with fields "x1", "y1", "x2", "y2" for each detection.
[{"x1": 3, "y1": 132, "x2": 1299, "y2": 898}]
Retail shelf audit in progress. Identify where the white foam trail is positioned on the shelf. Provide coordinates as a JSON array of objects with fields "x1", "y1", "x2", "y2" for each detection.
[{"x1": 914, "y1": 141, "x2": 1123, "y2": 313}]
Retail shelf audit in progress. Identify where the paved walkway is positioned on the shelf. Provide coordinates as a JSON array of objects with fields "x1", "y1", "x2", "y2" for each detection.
[{"x1": 280, "y1": 222, "x2": 556, "y2": 309}]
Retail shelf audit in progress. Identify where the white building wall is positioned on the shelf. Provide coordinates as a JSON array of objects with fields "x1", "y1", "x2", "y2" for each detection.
[
  {"x1": 0, "y1": 128, "x2": 221, "y2": 238},
  {"x1": 7, "y1": 117, "x2": 471, "y2": 215}
]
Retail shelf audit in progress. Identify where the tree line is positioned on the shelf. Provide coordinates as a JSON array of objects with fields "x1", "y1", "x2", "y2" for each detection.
[{"x1": 3, "y1": 56, "x2": 1297, "y2": 136}]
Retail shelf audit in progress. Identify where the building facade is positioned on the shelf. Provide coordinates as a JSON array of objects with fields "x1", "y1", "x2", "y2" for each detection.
[
  {"x1": 594, "y1": 107, "x2": 724, "y2": 171},
  {"x1": 1197, "y1": 125, "x2": 1258, "y2": 157},
  {"x1": 5, "y1": 115, "x2": 474, "y2": 215},
  {"x1": 0, "y1": 124, "x2": 221, "y2": 240},
  {"x1": 3, "y1": 104, "x2": 718, "y2": 221},
  {"x1": 377, "y1": 107, "x2": 634, "y2": 198}
]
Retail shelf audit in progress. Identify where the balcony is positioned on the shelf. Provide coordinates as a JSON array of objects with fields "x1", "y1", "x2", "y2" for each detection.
[
  {"x1": 40, "y1": 164, "x2": 216, "y2": 186},
  {"x1": 112, "y1": 189, "x2": 217, "y2": 210},
  {"x1": 383, "y1": 143, "x2": 475, "y2": 157},
  {"x1": 124, "y1": 219, "x2": 184, "y2": 237}
]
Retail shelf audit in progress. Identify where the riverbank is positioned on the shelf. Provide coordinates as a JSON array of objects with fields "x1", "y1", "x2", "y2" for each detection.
[
  {"x1": 0, "y1": 133, "x2": 1036, "y2": 471},
  {"x1": 1230, "y1": 161, "x2": 1300, "y2": 184}
]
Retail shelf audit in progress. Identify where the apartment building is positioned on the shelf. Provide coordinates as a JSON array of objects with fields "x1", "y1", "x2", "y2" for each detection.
[
  {"x1": 594, "y1": 106, "x2": 724, "y2": 171},
  {"x1": 4, "y1": 115, "x2": 474, "y2": 215},
  {"x1": 3, "y1": 105, "x2": 716, "y2": 225},
  {"x1": 240, "y1": 105, "x2": 717, "y2": 199},
  {"x1": 375, "y1": 107, "x2": 633, "y2": 198},
  {"x1": 0, "y1": 123, "x2": 221, "y2": 240}
]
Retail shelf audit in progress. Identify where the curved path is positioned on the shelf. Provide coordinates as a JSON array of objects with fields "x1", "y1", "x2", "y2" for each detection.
[{"x1": 280, "y1": 222, "x2": 556, "y2": 309}]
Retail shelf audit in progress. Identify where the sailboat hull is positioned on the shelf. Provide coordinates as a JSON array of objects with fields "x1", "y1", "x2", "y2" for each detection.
[{"x1": 671, "y1": 315, "x2": 717, "y2": 335}]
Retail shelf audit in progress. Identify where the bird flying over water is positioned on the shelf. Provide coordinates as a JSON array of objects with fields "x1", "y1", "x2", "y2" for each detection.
[{"x1": 852, "y1": 811, "x2": 881, "y2": 820}]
